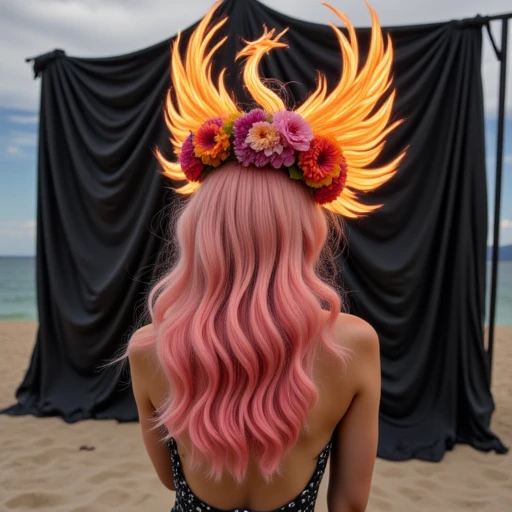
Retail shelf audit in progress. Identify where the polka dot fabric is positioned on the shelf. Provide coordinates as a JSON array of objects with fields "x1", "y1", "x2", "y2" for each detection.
[{"x1": 168, "y1": 438, "x2": 332, "y2": 512}]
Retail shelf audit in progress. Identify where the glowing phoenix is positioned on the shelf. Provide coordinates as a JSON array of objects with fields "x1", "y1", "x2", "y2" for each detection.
[{"x1": 156, "y1": 1, "x2": 405, "y2": 218}]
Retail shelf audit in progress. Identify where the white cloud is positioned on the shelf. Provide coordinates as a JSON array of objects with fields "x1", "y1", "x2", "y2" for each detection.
[
  {"x1": 6, "y1": 145, "x2": 23, "y2": 155},
  {"x1": 499, "y1": 231, "x2": 512, "y2": 246},
  {"x1": 487, "y1": 154, "x2": 512, "y2": 170},
  {"x1": 0, "y1": 220, "x2": 37, "y2": 239},
  {"x1": 488, "y1": 218, "x2": 512, "y2": 246},
  {"x1": 0, "y1": 222, "x2": 36, "y2": 256},
  {"x1": 8, "y1": 131, "x2": 37, "y2": 148},
  {"x1": 20, "y1": 220, "x2": 37, "y2": 231},
  {"x1": 2, "y1": 131, "x2": 37, "y2": 157},
  {"x1": 7, "y1": 114, "x2": 39, "y2": 125}
]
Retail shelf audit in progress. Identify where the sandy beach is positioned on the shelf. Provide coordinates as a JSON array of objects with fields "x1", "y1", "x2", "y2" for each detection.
[{"x1": 0, "y1": 321, "x2": 510, "y2": 512}]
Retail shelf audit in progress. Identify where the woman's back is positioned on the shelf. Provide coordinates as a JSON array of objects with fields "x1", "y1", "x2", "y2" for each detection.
[{"x1": 129, "y1": 312, "x2": 380, "y2": 511}]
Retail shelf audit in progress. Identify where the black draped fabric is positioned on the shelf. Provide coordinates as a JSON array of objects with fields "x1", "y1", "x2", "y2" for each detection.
[{"x1": 2, "y1": 0, "x2": 507, "y2": 460}]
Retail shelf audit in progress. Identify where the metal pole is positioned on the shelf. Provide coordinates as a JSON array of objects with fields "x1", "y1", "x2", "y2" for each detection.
[
  {"x1": 483, "y1": 13, "x2": 512, "y2": 22},
  {"x1": 488, "y1": 18, "x2": 509, "y2": 383}
]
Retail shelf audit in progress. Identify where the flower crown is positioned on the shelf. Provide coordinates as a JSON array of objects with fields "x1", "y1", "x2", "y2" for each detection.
[
  {"x1": 181, "y1": 109, "x2": 348, "y2": 205},
  {"x1": 157, "y1": 1, "x2": 406, "y2": 218}
]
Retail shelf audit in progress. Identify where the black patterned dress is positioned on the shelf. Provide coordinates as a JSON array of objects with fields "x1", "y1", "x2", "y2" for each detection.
[{"x1": 168, "y1": 438, "x2": 332, "y2": 512}]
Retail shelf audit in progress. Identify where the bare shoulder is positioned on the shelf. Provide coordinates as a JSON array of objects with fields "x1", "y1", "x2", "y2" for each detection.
[
  {"x1": 331, "y1": 313, "x2": 380, "y2": 392},
  {"x1": 128, "y1": 324, "x2": 168, "y2": 408},
  {"x1": 334, "y1": 313, "x2": 380, "y2": 356},
  {"x1": 316, "y1": 311, "x2": 379, "y2": 384},
  {"x1": 127, "y1": 324, "x2": 158, "y2": 371}
]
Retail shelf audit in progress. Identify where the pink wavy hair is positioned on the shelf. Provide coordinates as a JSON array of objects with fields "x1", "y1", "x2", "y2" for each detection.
[{"x1": 128, "y1": 161, "x2": 349, "y2": 482}]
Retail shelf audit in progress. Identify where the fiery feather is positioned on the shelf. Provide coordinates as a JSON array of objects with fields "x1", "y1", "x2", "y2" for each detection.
[
  {"x1": 156, "y1": 1, "x2": 239, "y2": 189},
  {"x1": 296, "y1": 3, "x2": 405, "y2": 217}
]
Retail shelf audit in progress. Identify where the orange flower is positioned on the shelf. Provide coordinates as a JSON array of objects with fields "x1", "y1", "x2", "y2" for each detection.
[
  {"x1": 298, "y1": 136, "x2": 343, "y2": 186},
  {"x1": 194, "y1": 118, "x2": 231, "y2": 167}
]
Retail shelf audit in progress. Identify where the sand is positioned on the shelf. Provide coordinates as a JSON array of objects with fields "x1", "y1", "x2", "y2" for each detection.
[{"x1": 0, "y1": 322, "x2": 510, "y2": 512}]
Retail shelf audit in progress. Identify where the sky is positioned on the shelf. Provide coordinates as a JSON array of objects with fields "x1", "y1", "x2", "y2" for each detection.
[{"x1": 0, "y1": 0, "x2": 511, "y2": 256}]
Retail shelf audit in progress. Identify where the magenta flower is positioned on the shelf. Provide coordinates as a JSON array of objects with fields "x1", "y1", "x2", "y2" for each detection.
[
  {"x1": 273, "y1": 110, "x2": 313, "y2": 151},
  {"x1": 234, "y1": 110, "x2": 267, "y2": 144},
  {"x1": 233, "y1": 109, "x2": 267, "y2": 166},
  {"x1": 180, "y1": 134, "x2": 205, "y2": 181}
]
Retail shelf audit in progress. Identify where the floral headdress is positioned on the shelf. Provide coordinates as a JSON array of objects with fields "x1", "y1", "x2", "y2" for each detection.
[{"x1": 157, "y1": 1, "x2": 405, "y2": 217}]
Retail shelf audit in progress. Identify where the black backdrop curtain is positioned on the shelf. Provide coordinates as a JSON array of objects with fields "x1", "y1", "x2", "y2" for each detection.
[{"x1": 3, "y1": 0, "x2": 507, "y2": 461}]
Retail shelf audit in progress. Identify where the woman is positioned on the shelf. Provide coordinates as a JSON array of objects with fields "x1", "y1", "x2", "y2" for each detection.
[{"x1": 127, "y1": 2, "x2": 404, "y2": 511}]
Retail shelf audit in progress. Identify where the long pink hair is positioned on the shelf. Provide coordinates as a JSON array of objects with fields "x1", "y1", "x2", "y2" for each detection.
[{"x1": 128, "y1": 161, "x2": 348, "y2": 482}]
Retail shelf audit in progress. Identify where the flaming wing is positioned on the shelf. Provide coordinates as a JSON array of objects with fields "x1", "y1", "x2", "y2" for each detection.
[
  {"x1": 156, "y1": 1, "x2": 240, "y2": 193},
  {"x1": 295, "y1": 3, "x2": 405, "y2": 217}
]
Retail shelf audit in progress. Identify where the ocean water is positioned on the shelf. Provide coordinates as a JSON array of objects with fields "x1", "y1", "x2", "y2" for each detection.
[
  {"x1": 0, "y1": 257, "x2": 511, "y2": 325},
  {"x1": 0, "y1": 257, "x2": 37, "y2": 321},
  {"x1": 485, "y1": 261, "x2": 512, "y2": 326}
]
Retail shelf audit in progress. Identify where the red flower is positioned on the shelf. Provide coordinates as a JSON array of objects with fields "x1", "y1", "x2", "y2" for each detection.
[
  {"x1": 313, "y1": 167, "x2": 347, "y2": 205},
  {"x1": 180, "y1": 134, "x2": 205, "y2": 182},
  {"x1": 298, "y1": 136, "x2": 343, "y2": 184}
]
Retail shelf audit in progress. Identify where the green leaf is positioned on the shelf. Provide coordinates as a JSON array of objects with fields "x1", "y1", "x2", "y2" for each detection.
[
  {"x1": 288, "y1": 165, "x2": 304, "y2": 181},
  {"x1": 222, "y1": 113, "x2": 242, "y2": 137},
  {"x1": 223, "y1": 120, "x2": 235, "y2": 137}
]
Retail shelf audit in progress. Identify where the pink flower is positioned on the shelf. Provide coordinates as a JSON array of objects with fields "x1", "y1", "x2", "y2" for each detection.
[
  {"x1": 246, "y1": 122, "x2": 283, "y2": 156},
  {"x1": 180, "y1": 134, "x2": 205, "y2": 182},
  {"x1": 270, "y1": 146, "x2": 295, "y2": 168},
  {"x1": 273, "y1": 111, "x2": 313, "y2": 151}
]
